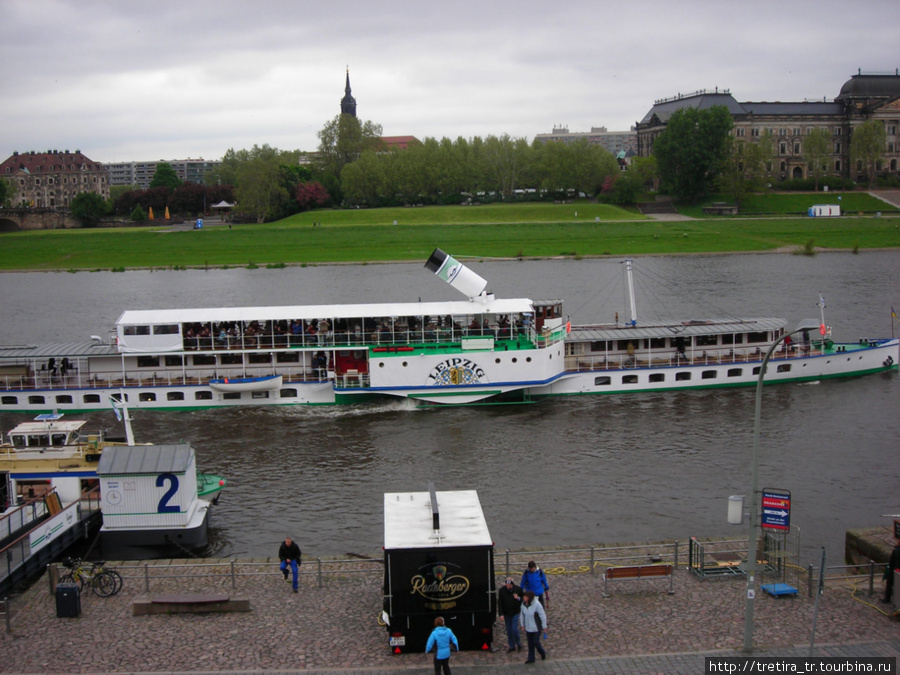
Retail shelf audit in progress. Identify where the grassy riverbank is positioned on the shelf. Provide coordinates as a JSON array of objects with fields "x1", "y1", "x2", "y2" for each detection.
[{"x1": 1, "y1": 202, "x2": 899, "y2": 271}]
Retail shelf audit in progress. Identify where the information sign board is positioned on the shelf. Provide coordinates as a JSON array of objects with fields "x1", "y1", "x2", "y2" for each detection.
[{"x1": 761, "y1": 488, "x2": 791, "y2": 532}]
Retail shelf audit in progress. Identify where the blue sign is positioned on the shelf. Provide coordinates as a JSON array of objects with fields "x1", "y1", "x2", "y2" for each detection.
[{"x1": 761, "y1": 488, "x2": 791, "y2": 532}]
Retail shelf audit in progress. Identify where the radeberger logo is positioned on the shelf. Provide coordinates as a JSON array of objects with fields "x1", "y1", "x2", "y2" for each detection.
[
  {"x1": 410, "y1": 563, "x2": 471, "y2": 602},
  {"x1": 427, "y1": 357, "x2": 485, "y2": 386}
]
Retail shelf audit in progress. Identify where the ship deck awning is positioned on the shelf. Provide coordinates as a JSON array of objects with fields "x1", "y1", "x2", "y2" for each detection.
[
  {"x1": 0, "y1": 342, "x2": 118, "y2": 360},
  {"x1": 98, "y1": 444, "x2": 194, "y2": 476},
  {"x1": 568, "y1": 317, "x2": 787, "y2": 342},
  {"x1": 117, "y1": 298, "x2": 536, "y2": 327}
]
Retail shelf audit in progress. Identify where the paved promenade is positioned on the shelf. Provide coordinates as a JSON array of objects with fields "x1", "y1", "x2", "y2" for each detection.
[{"x1": 1, "y1": 557, "x2": 897, "y2": 674}]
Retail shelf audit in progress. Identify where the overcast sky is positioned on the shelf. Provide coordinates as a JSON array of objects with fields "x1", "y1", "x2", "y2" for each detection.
[{"x1": 2, "y1": 0, "x2": 896, "y2": 164}]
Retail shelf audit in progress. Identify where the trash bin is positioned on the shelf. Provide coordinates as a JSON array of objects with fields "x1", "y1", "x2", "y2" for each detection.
[{"x1": 55, "y1": 582, "x2": 81, "y2": 618}]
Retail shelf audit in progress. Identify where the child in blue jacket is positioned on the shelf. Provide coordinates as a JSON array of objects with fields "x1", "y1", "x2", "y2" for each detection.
[{"x1": 425, "y1": 616, "x2": 459, "y2": 675}]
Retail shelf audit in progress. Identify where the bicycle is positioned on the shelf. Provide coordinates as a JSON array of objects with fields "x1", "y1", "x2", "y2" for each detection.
[{"x1": 59, "y1": 557, "x2": 123, "y2": 597}]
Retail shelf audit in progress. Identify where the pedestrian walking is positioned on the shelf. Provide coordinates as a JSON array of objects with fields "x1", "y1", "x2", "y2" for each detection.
[
  {"x1": 521, "y1": 560, "x2": 550, "y2": 608},
  {"x1": 883, "y1": 537, "x2": 900, "y2": 604},
  {"x1": 425, "y1": 616, "x2": 459, "y2": 675},
  {"x1": 497, "y1": 577, "x2": 523, "y2": 652},
  {"x1": 519, "y1": 590, "x2": 547, "y2": 664},
  {"x1": 278, "y1": 536, "x2": 302, "y2": 593}
]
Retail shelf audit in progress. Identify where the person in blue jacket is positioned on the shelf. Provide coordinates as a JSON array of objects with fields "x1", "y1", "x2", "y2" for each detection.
[
  {"x1": 520, "y1": 560, "x2": 550, "y2": 608},
  {"x1": 425, "y1": 616, "x2": 459, "y2": 675}
]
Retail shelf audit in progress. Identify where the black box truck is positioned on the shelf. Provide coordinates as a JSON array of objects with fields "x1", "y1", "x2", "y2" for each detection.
[{"x1": 383, "y1": 484, "x2": 496, "y2": 653}]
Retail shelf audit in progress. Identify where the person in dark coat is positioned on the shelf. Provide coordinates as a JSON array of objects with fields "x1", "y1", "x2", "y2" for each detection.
[
  {"x1": 883, "y1": 538, "x2": 900, "y2": 604},
  {"x1": 497, "y1": 577, "x2": 523, "y2": 652},
  {"x1": 278, "y1": 536, "x2": 302, "y2": 593}
]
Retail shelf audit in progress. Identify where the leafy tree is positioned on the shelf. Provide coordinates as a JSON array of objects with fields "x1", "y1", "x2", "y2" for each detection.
[
  {"x1": 850, "y1": 119, "x2": 886, "y2": 189},
  {"x1": 803, "y1": 128, "x2": 832, "y2": 192},
  {"x1": 0, "y1": 177, "x2": 13, "y2": 207},
  {"x1": 294, "y1": 181, "x2": 330, "y2": 211},
  {"x1": 653, "y1": 105, "x2": 734, "y2": 203},
  {"x1": 718, "y1": 131, "x2": 774, "y2": 207},
  {"x1": 169, "y1": 183, "x2": 210, "y2": 216},
  {"x1": 149, "y1": 162, "x2": 182, "y2": 190},
  {"x1": 142, "y1": 187, "x2": 171, "y2": 213},
  {"x1": 629, "y1": 156, "x2": 657, "y2": 191},
  {"x1": 316, "y1": 114, "x2": 384, "y2": 186},
  {"x1": 70, "y1": 192, "x2": 108, "y2": 227},
  {"x1": 130, "y1": 204, "x2": 146, "y2": 221},
  {"x1": 235, "y1": 157, "x2": 288, "y2": 223}
]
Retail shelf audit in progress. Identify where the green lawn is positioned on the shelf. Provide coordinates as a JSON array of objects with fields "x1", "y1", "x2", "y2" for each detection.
[
  {"x1": 680, "y1": 192, "x2": 895, "y2": 217},
  {"x1": 280, "y1": 200, "x2": 646, "y2": 226},
  {"x1": 1, "y1": 202, "x2": 898, "y2": 271}
]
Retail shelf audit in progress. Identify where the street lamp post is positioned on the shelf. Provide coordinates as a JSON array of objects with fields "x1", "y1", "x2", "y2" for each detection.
[{"x1": 743, "y1": 323, "x2": 820, "y2": 653}]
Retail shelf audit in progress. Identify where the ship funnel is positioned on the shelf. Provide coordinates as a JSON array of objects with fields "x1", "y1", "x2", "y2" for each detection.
[{"x1": 424, "y1": 248, "x2": 488, "y2": 299}]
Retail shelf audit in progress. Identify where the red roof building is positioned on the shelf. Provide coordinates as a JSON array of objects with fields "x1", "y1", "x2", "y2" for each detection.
[
  {"x1": 0, "y1": 150, "x2": 109, "y2": 207},
  {"x1": 379, "y1": 136, "x2": 420, "y2": 151}
]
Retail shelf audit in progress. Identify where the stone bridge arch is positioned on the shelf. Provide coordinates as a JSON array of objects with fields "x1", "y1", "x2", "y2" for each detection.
[{"x1": 0, "y1": 208, "x2": 81, "y2": 231}]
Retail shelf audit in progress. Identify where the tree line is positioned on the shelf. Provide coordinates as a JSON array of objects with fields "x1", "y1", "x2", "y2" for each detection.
[{"x1": 52, "y1": 105, "x2": 895, "y2": 227}]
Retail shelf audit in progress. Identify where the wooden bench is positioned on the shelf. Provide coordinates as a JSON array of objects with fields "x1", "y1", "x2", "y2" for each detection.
[
  {"x1": 132, "y1": 593, "x2": 251, "y2": 616},
  {"x1": 603, "y1": 564, "x2": 674, "y2": 597}
]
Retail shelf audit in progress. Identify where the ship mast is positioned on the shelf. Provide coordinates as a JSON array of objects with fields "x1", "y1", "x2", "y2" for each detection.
[{"x1": 624, "y1": 259, "x2": 637, "y2": 327}]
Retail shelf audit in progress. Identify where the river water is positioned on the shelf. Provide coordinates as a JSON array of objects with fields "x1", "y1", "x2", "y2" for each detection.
[{"x1": 1, "y1": 252, "x2": 897, "y2": 564}]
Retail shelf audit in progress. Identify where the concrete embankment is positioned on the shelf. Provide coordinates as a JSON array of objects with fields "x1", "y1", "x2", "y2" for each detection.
[{"x1": 1, "y1": 550, "x2": 898, "y2": 674}]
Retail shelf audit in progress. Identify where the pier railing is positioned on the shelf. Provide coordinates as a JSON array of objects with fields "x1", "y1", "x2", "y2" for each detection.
[{"x1": 41, "y1": 540, "x2": 890, "y2": 600}]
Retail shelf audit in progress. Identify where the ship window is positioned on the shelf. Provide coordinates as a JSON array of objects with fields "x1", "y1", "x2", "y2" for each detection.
[
  {"x1": 649, "y1": 373, "x2": 665, "y2": 382},
  {"x1": 137, "y1": 356, "x2": 159, "y2": 368},
  {"x1": 622, "y1": 374, "x2": 638, "y2": 384},
  {"x1": 139, "y1": 392, "x2": 156, "y2": 401},
  {"x1": 722, "y1": 334, "x2": 734, "y2": 345},
  {"x1": 617, "y1": 340, "x2": 636, "y2": 351},
  {"x1": 675, "y1": 372, "x2": 691, "y2": 381},
  {"x1": 727, "y1": 368, "x2": 743, "y2": 377},
  {"x1": 696, "y1": 335, "x2": 717, "y2": 346},
  {"x1": 590, "y1": 341, "x2": 609, "y2": 352},
  {"x1": 752, "y1": 366, "x2": 762, "y2": 375},
  {"x1": 167, "y1": 392, "x2": 185, "y2": 401},
  {"x1": 51, "y1": 433, "x2": 67, "y2": 445},
  {"x1": 701, "y1": 370, "x2": 717, "y2": 379},
  {"x1": 594, "y1": 376, "x2": 612, "y2": 386},
  {"x1": 276, "y1": 352, "x2": 300, "y2": 363},
  {"x1": 55, "y1": 395, "x2": 73, "y2": 404},
  {"x1": 649, "y1": 338, "x2": 666, "y2": 349},
  {"x1": 2, "y1": 396, "x2": 18, "y2": 404},
  {"x1": 221, "y1": 354, "x2": 242, "y2": 365},
  {"x1": 153, "y1": 324, "x2": 179, "y2": 335},
  {"x1": 251, "y1": 391, "x2": 270, "y2": 399},
  {"x1": 776, "y1": 364, "x2": 791, "y2": 373},
  {"x1": 83, "y1": 394, "x2": 100, "y2": 403},
  {"x1": 123, "y1": 325, "x2": 151, "y2": 335},
  {"x1": 194, "y1": 391, "x2": 212, "y2": 400},
  {"x1": 28, "y1": 395, "x2": 46, "y2": 404},
  {"x1": 193, "y1": 355, "x2": 215, "y2": 366},
  {"x1": 248, "y1": 353, "x2": 272, "y2": 364},
  {"x1": 280, "y1": 388, "x2": 298, "y2": 397},
  {"x1": 747, "y1": 332, "x2": 768, "y2": 343},
  {"x1": 223, "y1": 392, "x2": 241, "y2": 400},
  {"x1": 165, "y1": 355, "x2": 184, "y2": 367}
]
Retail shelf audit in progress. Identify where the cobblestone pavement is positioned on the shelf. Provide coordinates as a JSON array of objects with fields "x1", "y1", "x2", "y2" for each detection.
[{"x1": 1, "y1": 558, "x2": 897, "y2": 674}]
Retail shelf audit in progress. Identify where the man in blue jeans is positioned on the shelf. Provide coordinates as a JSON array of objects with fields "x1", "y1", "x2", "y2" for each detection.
[
  {"x1": 497, "y1": 577, "x2": 523, "y2": 652},
  {"x1": 520, "y1": 560, "x2": 550, "y2": 609},
  {"x1": 278, "y1": 536, "x2": 302, "y2": 593}
]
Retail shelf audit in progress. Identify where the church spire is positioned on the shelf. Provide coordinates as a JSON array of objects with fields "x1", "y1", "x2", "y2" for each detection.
[{"x1": 341, "y1": 66, "x2": 357, "y2": 117}]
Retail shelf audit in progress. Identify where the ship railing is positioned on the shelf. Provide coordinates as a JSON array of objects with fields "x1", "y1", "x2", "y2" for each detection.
[
  {"x1": 563, "y1": 345, "x2": 831, "y2": 372},
  {"x1": 181, "y1": 325, "x2": 536, "y2": 352}
]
